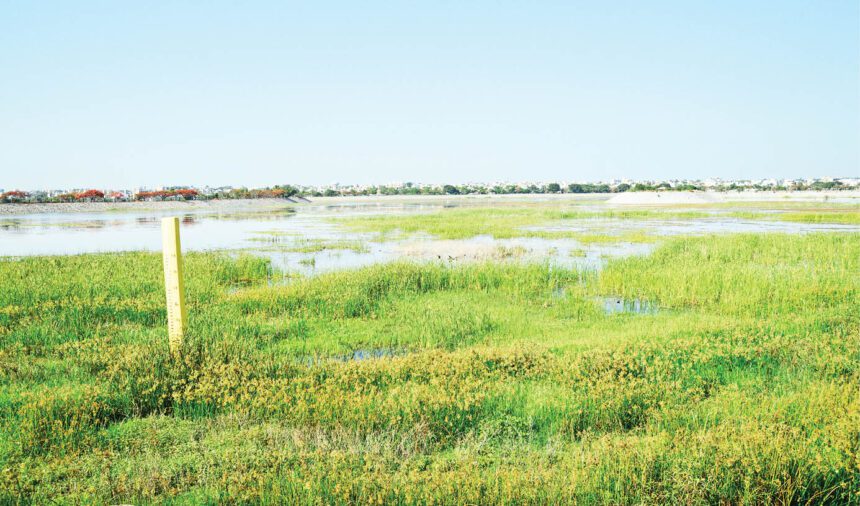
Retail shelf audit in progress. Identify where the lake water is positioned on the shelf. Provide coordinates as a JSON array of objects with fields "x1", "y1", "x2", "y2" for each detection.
[{"x1": 1, "y1": 198, "x2": 857, "y2": 275}]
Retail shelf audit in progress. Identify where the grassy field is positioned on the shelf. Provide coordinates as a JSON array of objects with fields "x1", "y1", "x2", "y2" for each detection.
[
  {"x1": 338, "y1": 205, "x2": 860, "y2": 241},
  {"x1": 1, "y1": 232, "x2": 858, "y2": 504}
]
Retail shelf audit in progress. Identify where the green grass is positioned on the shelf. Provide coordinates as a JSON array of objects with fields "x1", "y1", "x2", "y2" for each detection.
[
  {"x1": 337, "y1": 205, "x2": 859, "y2": 241},
  {"x1": 336, "y1": 207, "x2": 680, "y2": 241},
  {"x1": 338, "y1": 207, "x2": 566, "y2": 239},
  {"x1": 1, "y1": 233, "x2": 858, "y2": 504}
]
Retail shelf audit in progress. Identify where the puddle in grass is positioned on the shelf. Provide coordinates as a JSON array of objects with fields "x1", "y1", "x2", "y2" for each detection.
[
  {"x1": 298, "y1": 347, "x2": 404, "y2": 366},
  {"x1": 600, "y1": 297, "x2": 658, "y2": 315},
  {"x1": 338, "y1": 348, "x2": 402, "y2": 361},
  {"x1": 550, "y1": 288, "x2": 658, "y2": 314}
]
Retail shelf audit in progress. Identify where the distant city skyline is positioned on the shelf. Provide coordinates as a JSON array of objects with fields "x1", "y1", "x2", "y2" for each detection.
[{"x1": 1, "y1": 1, "x2": 858, "y2": 189}]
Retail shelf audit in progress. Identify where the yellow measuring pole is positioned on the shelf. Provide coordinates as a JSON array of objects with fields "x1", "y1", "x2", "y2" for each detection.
[{"x1": 161, "y1": 217, "x2": 187, "y2": 355}]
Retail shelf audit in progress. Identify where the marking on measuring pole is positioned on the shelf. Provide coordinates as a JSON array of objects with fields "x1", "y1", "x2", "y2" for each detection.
[{"x1": 161, "y1": 217, "x2": 187, "y2": 354}]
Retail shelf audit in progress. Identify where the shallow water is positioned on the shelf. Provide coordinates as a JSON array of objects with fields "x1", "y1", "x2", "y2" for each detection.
[
  {"x1": 600, "y1": 297, "x2": 659, "y2": 315},
  {"x1": 529, "y1": 217, "x2": 858, "y2": 236},
  {"x1": 296, "y1": 347, "x2": 404, "y2": 365},
  {"x1": 1, "y1": 199, "x2": 857, "y2": 275}
]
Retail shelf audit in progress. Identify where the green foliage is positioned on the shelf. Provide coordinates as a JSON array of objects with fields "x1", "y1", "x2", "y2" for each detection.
[
  {"x1": 0, "y1": 233, "x2": 857, "y2": 504},
  {"x1": 568, "y1": 183, "x2": 610, "y2": 193}
]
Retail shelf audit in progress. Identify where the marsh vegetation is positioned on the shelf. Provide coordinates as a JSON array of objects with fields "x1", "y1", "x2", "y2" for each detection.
[{"x1": 1, "y1": 228, "x2": 857, "y2": 503}]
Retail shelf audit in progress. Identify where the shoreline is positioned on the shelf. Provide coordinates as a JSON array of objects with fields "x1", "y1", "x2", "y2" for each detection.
[
  {"x1": 1, "y1": 190, "x2": 858, "y2": 215},
  {"x1": 0, "y1": 198, "x2": 297, "y2": 216}
]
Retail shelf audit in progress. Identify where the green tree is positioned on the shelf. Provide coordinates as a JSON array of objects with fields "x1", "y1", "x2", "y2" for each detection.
[{"x1": 275, "y1": 185, "x2": 299, "y2": 197}]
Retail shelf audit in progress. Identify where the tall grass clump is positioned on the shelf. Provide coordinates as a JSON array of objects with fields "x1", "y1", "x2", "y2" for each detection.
[{"x1": 596, "y1": 233, "x2": 859, "y2": 316}]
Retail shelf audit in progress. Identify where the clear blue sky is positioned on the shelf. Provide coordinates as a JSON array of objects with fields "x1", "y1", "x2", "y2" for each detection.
[{"x1": 1, "y1": 1, "x2": 857, "y2": 189}]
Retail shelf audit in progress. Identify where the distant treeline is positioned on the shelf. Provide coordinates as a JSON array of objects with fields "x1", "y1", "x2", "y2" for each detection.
[
  {"x1": 307, "y1": 180, "x2": 848, "y2": 197},
  {"x1": 206, "y1": 186, "x2": 300, "y2": 200},
  {"x1": 0, "y1": 180, "x2": 851, "y2": 204},
  {"x1": 0, "y1": 186, "x2": 301, "y2": 204},
  {"x1": 0, "y1": 189, "x2": 110, "y2": 204}
]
